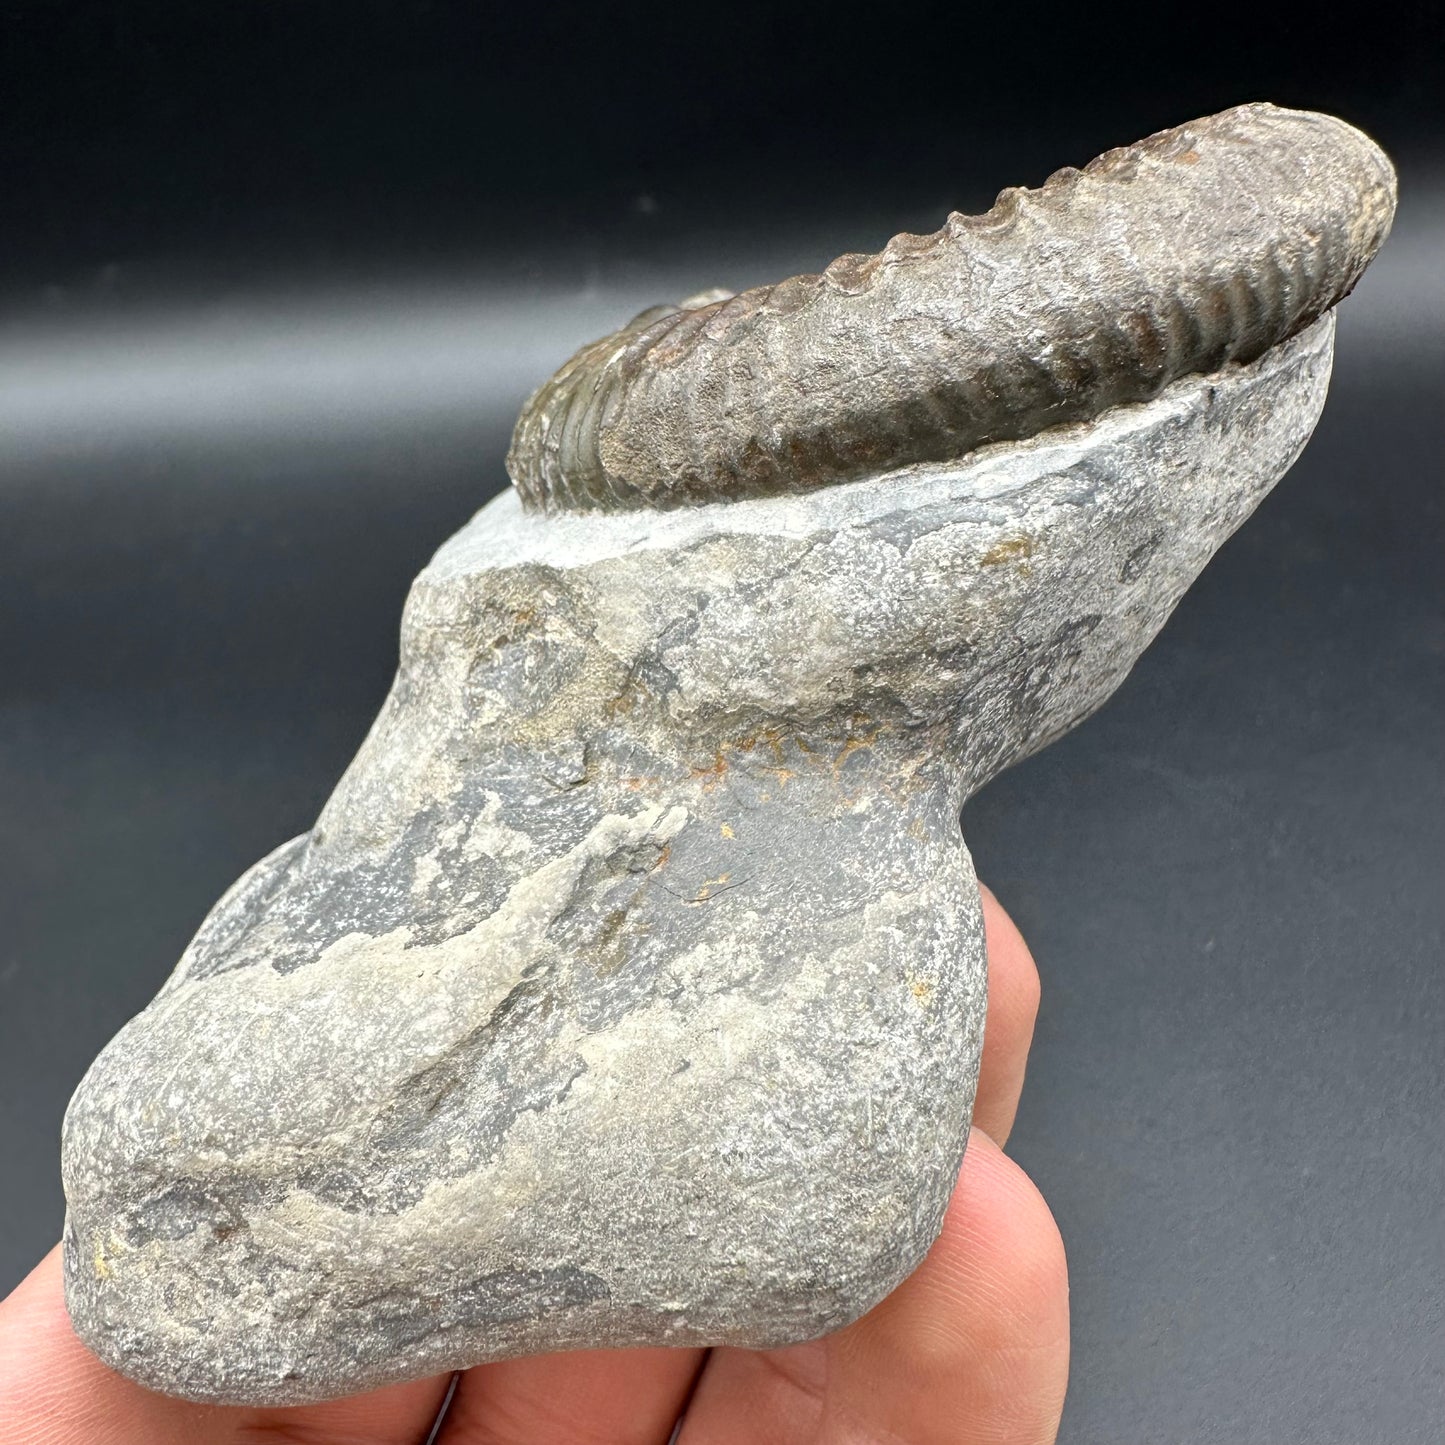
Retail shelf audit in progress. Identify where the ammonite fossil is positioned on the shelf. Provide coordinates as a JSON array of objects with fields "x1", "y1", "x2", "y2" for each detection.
[
  {"x1": 61, "y1": 105, "x2": 1393, "y2": 1405},
  {"x1": 509, "y1": 103, "x2": 1393, "y2": 512}
]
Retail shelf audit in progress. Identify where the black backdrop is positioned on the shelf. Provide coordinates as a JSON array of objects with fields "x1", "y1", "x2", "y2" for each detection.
[
  {"x1": 0, "y1": 5, "x2": 1438, "y2": 291},
  {"x1": 2, "y1": 5, "x2": 1442, "y2": 1441}
]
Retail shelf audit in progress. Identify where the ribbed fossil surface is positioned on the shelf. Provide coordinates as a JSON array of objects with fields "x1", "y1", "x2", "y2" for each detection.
[{"x1": 508, "y1": 103, "x2": 1394, "y2": 512}]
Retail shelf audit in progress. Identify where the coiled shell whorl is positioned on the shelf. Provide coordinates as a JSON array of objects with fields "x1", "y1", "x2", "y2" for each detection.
[{"x1": 507, "y1": 103, "x2": 1395, "y2": 513}]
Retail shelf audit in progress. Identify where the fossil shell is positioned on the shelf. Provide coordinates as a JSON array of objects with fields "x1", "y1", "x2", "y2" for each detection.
[{"x1": 507, "y1": 103, "x2": 1394, "y2": 512}]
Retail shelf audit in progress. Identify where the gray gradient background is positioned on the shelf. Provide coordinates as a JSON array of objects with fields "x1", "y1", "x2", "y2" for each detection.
[{"x1": 1, "y1": 7, "x2": 1441, "y2": 1440}]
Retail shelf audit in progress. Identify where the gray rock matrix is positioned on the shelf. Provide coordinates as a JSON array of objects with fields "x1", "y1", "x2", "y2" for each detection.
[{"x1": 62, "y1": 105, "x2": 1393, "y2": 1407}]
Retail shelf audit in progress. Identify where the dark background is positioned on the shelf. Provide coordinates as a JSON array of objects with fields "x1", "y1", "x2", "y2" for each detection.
[{"x1": 2, "y1": 4, "x2": 1441, "y2": 1440}]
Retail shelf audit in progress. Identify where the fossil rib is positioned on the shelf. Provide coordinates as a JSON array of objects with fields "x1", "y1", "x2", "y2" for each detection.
[{"x1": 508, "y1": 103, "x2": 1395, "y2": 512}]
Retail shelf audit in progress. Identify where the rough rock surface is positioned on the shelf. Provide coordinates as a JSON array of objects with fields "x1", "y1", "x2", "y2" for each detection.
[{"x1": 62, "y1": 316, "x2": 1334, "y2": 1403}]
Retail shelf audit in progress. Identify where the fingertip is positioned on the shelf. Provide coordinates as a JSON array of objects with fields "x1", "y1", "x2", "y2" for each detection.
[
  {"x1": 832, "y1": 1130, "x2": 1069, "y2": 1442},
  {"x1": 0, "y1": 1248, "x2": 100, "y2": 1419},
  {"x1": 980, "y1": 884, "x2": 1042, "y2": 1017},
  {"x1": 877, "y1": 1130, "x2": 1067, "y2": 1348},
  {"x1": 0, "y1": 1247, "x2": 447, "y2": 1445},
  {"x1": 941, "y1": 1130, "x2": 1069, "y2": 1344},
  {"x1": 0, "y1": 1247, "x2": 225, "y2": 1445},
  {"x1": 975, "y1": 881, "x2": 1042, "y2": 1145}
]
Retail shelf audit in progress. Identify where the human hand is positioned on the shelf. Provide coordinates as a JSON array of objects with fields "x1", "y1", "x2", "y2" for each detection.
[{"x1": 0, "y1": 885, "x2": 1067, "y2": 1444}]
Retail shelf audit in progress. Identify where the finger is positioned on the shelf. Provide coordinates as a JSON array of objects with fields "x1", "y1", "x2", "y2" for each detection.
[
  {"x1": 974, "y1": 881, "x2": 1042, "y2": 1146},
  {"x1": 438, "y1": 1345, "x2": 706, "y2": 1445},
  {"x1": 827, "y1": 1129, "x2": 1069, "y2": 1443},
  {"x1": 677, "y1": 1128, "x2": 1069, "y2": 1445},
  {"x1": 0, "y1": 1246, "x2": 450, "y2": 1445},
  {"x1": 0, "y1": 1247, "x2": 233, "y2": 1445}
]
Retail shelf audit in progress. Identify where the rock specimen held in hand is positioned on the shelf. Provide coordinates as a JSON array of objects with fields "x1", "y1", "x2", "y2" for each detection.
[{"x1": 62, "y1": 103, "x2": 1395, "y2": 1404}]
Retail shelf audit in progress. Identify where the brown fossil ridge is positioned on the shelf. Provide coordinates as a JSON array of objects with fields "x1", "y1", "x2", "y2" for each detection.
[{"x1": 507, "y1": 103, "x2": 1395, "y2": 513}]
